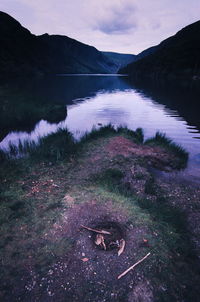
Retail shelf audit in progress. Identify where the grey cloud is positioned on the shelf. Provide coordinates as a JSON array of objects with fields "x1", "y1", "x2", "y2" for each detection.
[
  {"x1": 93, "y1": 3, "x2": 137, "y2": 35},
  {"x1": 95, "y1": 18, "x2": 136, "y2": 35}
]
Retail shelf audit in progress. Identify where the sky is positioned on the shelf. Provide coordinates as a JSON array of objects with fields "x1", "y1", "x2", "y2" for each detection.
[{"x1": 1, "y1": 0, "x2": 200, "y2": 54}]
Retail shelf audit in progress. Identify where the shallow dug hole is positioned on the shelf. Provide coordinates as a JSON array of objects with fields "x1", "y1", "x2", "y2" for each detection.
[
  {"x1": 91, "y1": 221, "x2": 126, "y2": 251},
  {"x1": 6, "y1": 201, "x2": 153, "y2": 302}
]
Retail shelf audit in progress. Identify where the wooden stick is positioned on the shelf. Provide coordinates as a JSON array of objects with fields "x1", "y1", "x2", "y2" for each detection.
[
  {"x1": 117, "y1": 252, "x2": 151, "y2": 279},
  {"x1": 81, "y1": 225, "x2": 111, "y2": 235}
]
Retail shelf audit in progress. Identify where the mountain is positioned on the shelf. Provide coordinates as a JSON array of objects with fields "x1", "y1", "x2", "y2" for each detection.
[
  {"x1": 134, "y1": 45, "x2": 158, "y2": 61},
  {"x1": 102, "y1": 52, "x2": 136, "y2": 71},
  {"x1": 120, "y1": 21, "x2": 200, "y2": 82},
  {"x1": 0, "y1": 11, "x2": 120, "y2": 77}
]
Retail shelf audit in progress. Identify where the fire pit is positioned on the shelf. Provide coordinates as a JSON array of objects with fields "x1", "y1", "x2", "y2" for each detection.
[{"x1": 91, "y1": 221, "x2": 126, "y2": 252}]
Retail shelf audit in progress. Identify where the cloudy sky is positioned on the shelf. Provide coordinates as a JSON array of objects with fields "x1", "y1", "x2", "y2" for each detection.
[{"x1": 1, "y1": 0, "x2": 200, "y2": 54}]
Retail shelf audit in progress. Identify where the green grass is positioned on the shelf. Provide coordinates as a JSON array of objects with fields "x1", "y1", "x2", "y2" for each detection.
[
  {"x1": 4, "y1": 128, "x2": 76, "y2": 162},
  {"x1": 28, "y1": 128, "x2": 76, "y2": 161},
  {"x1": 0, "y1": 169, "x2": 71, "y2": 276}
]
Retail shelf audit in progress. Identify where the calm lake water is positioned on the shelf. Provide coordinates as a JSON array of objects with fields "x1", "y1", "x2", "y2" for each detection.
[{"x1": 0, "y1": 75, "x2": 200, "y2": 181}]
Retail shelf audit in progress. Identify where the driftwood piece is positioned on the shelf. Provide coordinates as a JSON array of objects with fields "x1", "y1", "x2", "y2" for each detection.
[
  {"x1": 81, "y1": 225, "x2": 111, "y2": 235},
  {"x1": 118, "y1": 239, "x2": 125, "y2": 256},
  {"x1": 117, "y1": 252, "x2": 151, "y2": 279}
]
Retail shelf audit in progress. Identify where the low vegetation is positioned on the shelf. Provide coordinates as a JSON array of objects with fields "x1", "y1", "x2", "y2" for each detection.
[
  {"x1": 145, "y1": 131, "x2": 188, "y2": 168},
  {"x1": 0, "y1": 126, "x2": 199, "y2": 301},
  {"x1": 1, "y1": 125, "x2": 186, "y2": 163}
]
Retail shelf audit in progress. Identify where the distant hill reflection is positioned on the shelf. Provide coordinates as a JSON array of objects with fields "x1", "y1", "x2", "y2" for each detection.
[{"x1": 125, "y1": 78, "x2": 200, "y2": 133}]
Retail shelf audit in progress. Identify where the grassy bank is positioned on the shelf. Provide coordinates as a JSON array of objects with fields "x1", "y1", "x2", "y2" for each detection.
[
  {"x1": 1, "y1": 125, "x2": 187, "y2": 164},
  {"x1": 1, "y1": 126, "x2": 199, "y2": 302}
]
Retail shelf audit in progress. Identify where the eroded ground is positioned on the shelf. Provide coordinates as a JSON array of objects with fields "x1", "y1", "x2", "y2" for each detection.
[{"x1": 1, "y1": 135, "x2": 200, "y2": 301}]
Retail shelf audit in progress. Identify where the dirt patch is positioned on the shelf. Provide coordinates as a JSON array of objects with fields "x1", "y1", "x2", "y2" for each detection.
[
  {"x1": 106, "y1": 136, "x2": 179, "y2": 171},
  {"x1": 128, "y1": 281, "x2": 154, "y2": 302},
  {"x1": 8, "y1": 201, "x2": 152, "y2": 302}
]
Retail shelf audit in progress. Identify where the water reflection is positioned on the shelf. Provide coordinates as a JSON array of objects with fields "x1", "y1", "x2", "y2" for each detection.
[
  {"x1": 0, "y1": 75, "x2": 131, "y2": 140},
  {"x1": 127, "y1": 78, "x2": 200, "y2": 131}
]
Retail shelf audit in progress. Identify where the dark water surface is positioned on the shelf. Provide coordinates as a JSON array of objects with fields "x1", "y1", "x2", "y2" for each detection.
[{"x1": 0, "y1": 75, "x2": 200, "y2": 180}]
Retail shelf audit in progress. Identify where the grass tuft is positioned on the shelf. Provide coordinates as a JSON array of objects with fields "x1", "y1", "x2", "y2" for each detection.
[
  {"x1": 117, "y1": 126, "x2": 144, "y2": 143},
  {"x1": 79, "y1": 124, "x2": 116, "y2": 144},
  {"x1": 28, "y1": 128, "x2": 76, "y2": 162},
  {"x1": 4, "y1": 128, "x2": 76, "y2": 162},
  {"x1": 145, "y1": 132, "x2": 188, "y2": 168}
]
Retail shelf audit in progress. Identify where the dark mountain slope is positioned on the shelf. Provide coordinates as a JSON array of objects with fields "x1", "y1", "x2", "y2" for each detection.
[
  {"x1": 102, "y1": 51, "x2": 136, "y2": 71},
  {"x1": 120, "y1": 21, "x2": 200, "y2": 81},
  {"x1": 134, "y1": 45, "x2": 158, "y2": 61},
  {"x1": 0, "y1": 11, "x2": 42, "y2": 76},
  {"x1": 37, "y1": 34, "x2": 117, "y2": 74},
  {"x1": 0, "y1": 11, "x2": 117, "y2": 77}
]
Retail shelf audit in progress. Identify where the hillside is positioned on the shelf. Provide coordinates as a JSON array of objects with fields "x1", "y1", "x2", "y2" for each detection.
[
  {"x1": 120, "y1": 20, "x2": 200, "y2": 81},
  {"x1": 0, "y1": 11, "x2": 118, "y2": 77},
  {"x1": 102, "y1": 51, "x2": 136, "y2": 71}
]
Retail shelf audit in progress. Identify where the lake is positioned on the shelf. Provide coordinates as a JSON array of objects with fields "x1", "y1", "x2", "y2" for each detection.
[{"x1": 0, "y1": 75, "x2": 200, "y2": 181}]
